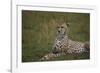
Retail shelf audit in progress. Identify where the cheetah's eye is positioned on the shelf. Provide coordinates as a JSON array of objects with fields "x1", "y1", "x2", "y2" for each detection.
[{"x1": 61, "y1": 26, "x2": 64, "y2": 28}]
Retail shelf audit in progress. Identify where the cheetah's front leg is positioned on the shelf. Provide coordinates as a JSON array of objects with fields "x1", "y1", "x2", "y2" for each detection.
[{"x1": 40, "y1": 52, "x2": 65, "y2": 61}]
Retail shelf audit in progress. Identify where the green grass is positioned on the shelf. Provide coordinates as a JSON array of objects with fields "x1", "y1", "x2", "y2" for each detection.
[{"x1": 22, "y1": 10, "x2": 90, "y2": 62}]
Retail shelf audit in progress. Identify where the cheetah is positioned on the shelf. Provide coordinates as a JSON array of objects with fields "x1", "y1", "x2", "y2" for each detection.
[{"x1": 40, "y1": 22, "x2": 89, "y2": 61}]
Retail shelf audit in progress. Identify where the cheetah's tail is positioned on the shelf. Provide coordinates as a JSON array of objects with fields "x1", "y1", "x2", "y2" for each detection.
[{"x1": 84, "y1": 42, "x2": 90, "y2": 52}]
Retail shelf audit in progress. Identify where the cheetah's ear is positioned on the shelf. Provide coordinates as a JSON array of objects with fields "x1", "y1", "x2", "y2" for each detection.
[{"x1": 66, "y1": 23, "x2": 70, "y2": 27}]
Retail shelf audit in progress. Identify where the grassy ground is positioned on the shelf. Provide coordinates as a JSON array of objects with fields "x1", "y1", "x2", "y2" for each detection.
[{"x1": 22, "y1": 10, "x2": 90, "y2": 62}]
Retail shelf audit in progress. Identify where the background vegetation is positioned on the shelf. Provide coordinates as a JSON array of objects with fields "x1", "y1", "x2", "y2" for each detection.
[{"x1": 22, "y1": 10, "x2": 90, "y2": 62}]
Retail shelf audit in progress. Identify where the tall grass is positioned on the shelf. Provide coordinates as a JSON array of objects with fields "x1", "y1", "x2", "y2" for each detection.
[{"x1": 22, "y1": 10, "x2": 90, "y2": 62}]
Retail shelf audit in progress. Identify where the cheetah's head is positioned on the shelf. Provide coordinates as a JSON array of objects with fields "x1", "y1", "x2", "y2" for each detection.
[{"x1": 57, "y1": 22, "x2": 69, "y2": 35}]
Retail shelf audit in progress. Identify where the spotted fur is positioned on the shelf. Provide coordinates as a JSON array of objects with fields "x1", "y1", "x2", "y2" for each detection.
[{"x1": 40, "y1": 22, "x2": 89, "y2": 61}]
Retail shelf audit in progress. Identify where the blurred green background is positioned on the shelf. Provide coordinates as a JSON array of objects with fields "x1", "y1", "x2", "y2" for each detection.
[{"x1": 22, "y1": 10, "x2": 90, "y2": 62}]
